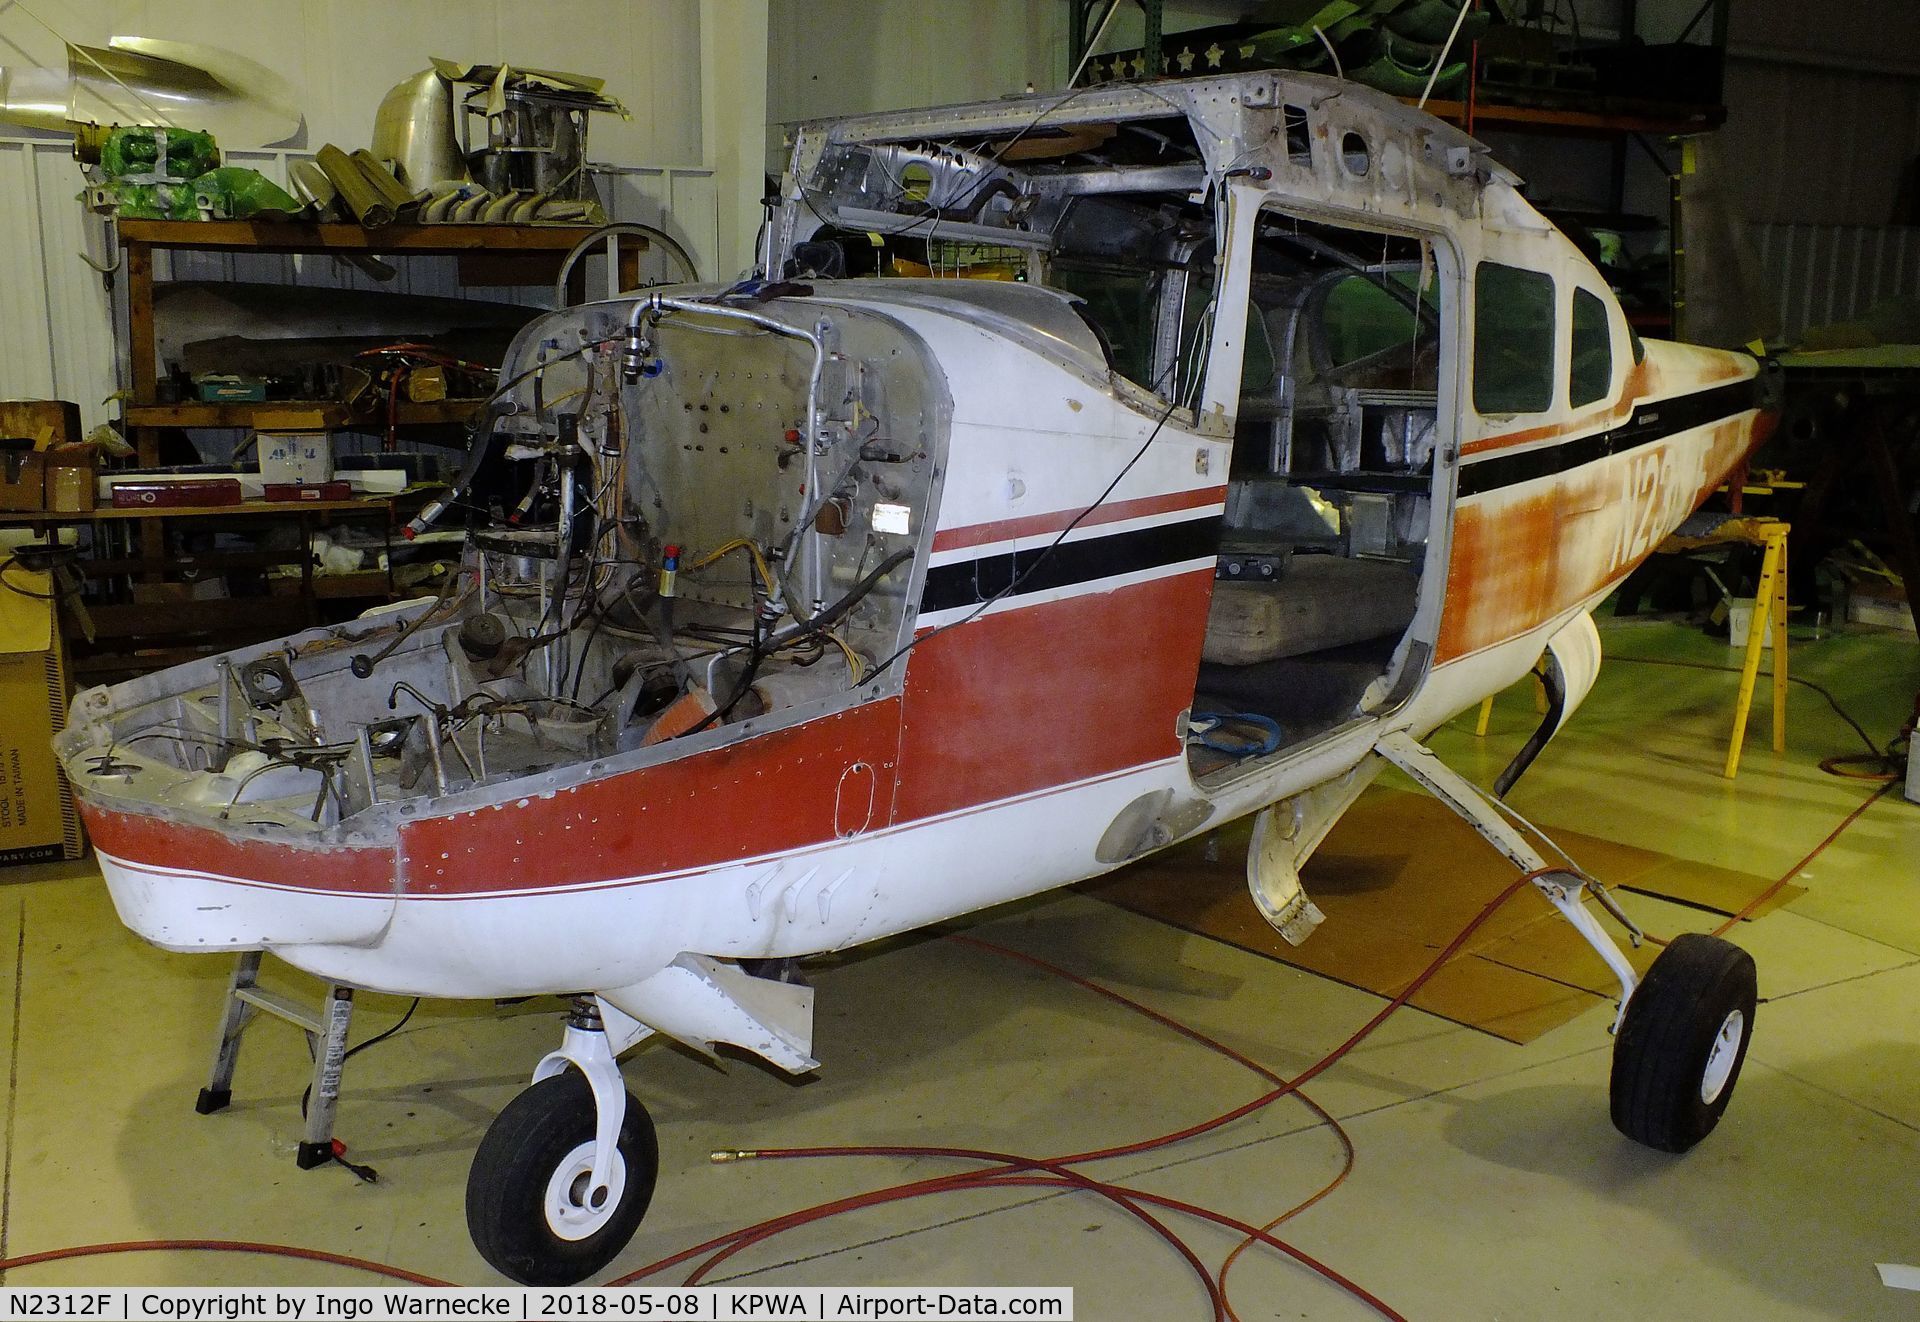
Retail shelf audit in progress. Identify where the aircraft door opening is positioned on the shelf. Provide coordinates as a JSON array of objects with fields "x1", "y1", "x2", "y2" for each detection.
[{"x1": 1186, "y1": 205, "x2": 1450, "y2": 783}]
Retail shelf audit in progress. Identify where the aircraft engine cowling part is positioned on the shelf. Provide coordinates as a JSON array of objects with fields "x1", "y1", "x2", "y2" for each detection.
[
  {"x1": 1494, "y1": 610, "x2": 1602, "y2": 798},
  {"x1": 0, "y1": 37, "x2": 302, "y2": 147},
  {"x1": 314, "y1": 144, "x2": 394, "y2": 228},
  {"x1": 370, "y1": 69, "x2": 468, "y2": 192}
]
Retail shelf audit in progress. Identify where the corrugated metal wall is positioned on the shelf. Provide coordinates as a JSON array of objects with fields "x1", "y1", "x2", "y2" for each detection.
[
  {"x1": 1748, "y1": 222, "x2": 1920, "y2": 345},
  {"x1": 0, "y1": 139, "x2": 120, "y2": 420},
  {"x1": 0, "y1": 0, "x2": 716, "y2": 430}
]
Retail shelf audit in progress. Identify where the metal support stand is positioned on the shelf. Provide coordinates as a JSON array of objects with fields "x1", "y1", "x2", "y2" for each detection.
[{"x1": 194, "y1": 950, "x2": 358, "y2": 1171}]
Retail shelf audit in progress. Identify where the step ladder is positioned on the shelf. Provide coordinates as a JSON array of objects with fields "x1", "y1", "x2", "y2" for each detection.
[{"x1": 194, "y1": 950, "x2": 358, "y2": 1170}]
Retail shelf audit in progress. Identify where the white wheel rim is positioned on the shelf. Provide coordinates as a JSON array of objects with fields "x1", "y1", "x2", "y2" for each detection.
[
  {"x1": 543, "y1": 1140, "x2": 627, "y2": 1242},
  {"x1": 1699, "y1": 1008, "x2": 1745, "y2": 1104}
]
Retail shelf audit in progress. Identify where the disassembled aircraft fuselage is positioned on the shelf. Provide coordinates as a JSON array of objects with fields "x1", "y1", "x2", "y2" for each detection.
[{"x1": 57, "y1": 72, "x2": 1774, "y2": 1284}]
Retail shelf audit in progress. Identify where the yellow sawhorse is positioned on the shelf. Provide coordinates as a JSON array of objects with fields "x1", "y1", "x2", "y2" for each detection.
[
  {"x1": 1471, "y1": 518, "x2": 1789, "y2": 777},
  {"x1": 1658, "y1": 515, "x2": 1790, "y2": 777},
  {"x1": 1717, "y1": 519, "x2": 1790, "y2": 777}
]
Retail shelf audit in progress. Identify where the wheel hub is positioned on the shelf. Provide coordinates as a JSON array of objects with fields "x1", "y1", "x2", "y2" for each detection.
[
  {"x1": 1699, "y1": 1008, "x2": 1745, "y2": 1104},
  {"x1": 544, "y1": 1140, "x2": 627, "y2": 1241}
]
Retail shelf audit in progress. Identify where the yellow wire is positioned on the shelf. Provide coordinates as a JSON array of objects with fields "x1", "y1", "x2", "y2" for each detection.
[
  {"x1": 684, "y1": 539, "x2": 862, "y2": 681},
  {"x1": 687, "y1": 539, "x2": 779, "y2": 598},
  {"x1": 821, "y1": 631, "x2": 866, "y2": 684}
]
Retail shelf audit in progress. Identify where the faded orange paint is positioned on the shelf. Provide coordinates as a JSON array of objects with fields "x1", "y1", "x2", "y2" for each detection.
[
  {"x1": 892, "y1": 567, "x2": 1215, "y2": 820},
  {"x1": 1437, "y1": 410, "x2": 1764, "y2": 664}
]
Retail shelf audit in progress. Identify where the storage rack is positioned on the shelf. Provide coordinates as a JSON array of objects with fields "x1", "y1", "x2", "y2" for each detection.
[{"x1": 58, "y1": 220, "x2": 645, "y2": 678}]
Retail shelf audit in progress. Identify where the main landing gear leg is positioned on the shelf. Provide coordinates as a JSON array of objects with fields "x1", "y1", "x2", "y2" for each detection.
[
  {"x1": 466, "y1": 996, "x2": 660, "y2": 1285},
  {"x1": 1375, "y1": 730, "x2": 1757, "y2": 1152}
]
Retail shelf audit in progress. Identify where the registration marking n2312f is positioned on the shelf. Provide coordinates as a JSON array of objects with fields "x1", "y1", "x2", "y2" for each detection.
[{"x1": 1612, "y1": 443, "x2": 1705, "y2": 573}]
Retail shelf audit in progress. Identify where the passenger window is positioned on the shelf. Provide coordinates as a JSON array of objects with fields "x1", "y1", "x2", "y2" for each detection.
[
  {"x1": 1473, "y1": 262, "x2": 1555, "y2": 415},
  {"x1": 1570, "y1": 287, "x2": 1613, "y2": 407}
]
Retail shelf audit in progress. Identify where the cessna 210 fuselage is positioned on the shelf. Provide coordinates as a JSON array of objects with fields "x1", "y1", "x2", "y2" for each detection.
[{"x1": 56, "y1": 71, "x2": 1773, "y2": 1283}]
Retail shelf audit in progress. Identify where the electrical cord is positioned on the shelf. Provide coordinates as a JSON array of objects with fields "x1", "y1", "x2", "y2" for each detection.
[
  {"x1": 0, "y1": 1240, "x2": 449, "y2": 1285},
  {"x1": 297, "y1": 997, "x2": 422, "y2": 1183},
  {"x1": 615, "y1": 877, "x2": 1550, "y2": 1314},
  {"x1": 1604, "y1": 653, "x2": 1909, "y2": 780}
]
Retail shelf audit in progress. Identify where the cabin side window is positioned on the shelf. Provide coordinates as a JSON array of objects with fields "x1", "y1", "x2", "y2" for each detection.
[
  {"x1": 1046, "y1": 193, "x2": 1218, "y2": 407},
  {"x1": 1472, "y1": 262, "x2": 1555, "y2": 415},
  {"x1": 1569, "y1": 287, "x2": 1613, "y2": 407}
]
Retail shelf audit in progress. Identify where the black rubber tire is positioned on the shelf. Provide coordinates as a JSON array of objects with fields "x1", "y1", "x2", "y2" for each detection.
[
  {"x1": 465, "y1": 1070, "x2": 658, "y2": 1285},
  {"x1": 1610, "y1": 933, "x2": 1757, "y2": 1153}
]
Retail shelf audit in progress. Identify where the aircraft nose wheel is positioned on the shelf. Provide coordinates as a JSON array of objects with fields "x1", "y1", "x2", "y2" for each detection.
[
  {"x1": 465, "y1": 1070, "x2": 659, "y2": 1284},
  {"x1": 1609, "y1": 933, "x2": 1757, "y2": 1153}
]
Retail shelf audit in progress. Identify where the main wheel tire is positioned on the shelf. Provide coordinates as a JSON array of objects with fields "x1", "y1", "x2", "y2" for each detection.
[
  {"x1": 1610, "y1": 933, "x2": 1757, "y2": 1153},
  {"x1": 466, "y1": 1070, "x2": 659, "y2": 1284}
]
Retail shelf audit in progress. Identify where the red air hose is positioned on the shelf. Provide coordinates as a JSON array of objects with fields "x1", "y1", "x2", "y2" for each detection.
[
  {"x1": 0, "y1": 1240, "x2": 448, "y2": 1285},
  {"x1": 613, "y1": 876, "x2": 1549, "y2": 1319}
]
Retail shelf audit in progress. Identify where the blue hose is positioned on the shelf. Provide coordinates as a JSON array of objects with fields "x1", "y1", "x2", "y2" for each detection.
[{"x1": 1188, "y1": 710, "x2": 1284, "y2": 757}]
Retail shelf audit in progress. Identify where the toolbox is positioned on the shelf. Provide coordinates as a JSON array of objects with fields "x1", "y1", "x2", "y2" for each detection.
[{"x1": 110, "y1": 478, "x2": 245, "y2": 508}]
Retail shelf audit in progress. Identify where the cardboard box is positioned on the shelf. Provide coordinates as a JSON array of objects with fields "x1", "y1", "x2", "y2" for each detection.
[
  {"x1": 130, "y1": 579, "x2": 228, "y2": 606},
  {"x1": 256, "y1": 429, "x2": 334, "y2": 485},
  {"x1": 0, "y1": 399, "x2": 80, "y2": 447},
  {"x1": 0, "y1": 566, "x2": 82, "y2": 866},
  {"x1": 0, "y1": 442, "x2": 46, "y2": 512},
  {"x1": 43, "y1": 447, "x2": 97, "y2": 512},
  {"x1": 1846, "y1": 582, "x2": 1916, "y2": 634},
  {"x1": 263, "y1": 480, "x2": 352, "y2": 502},
  {"x1": 253, "y1": 408, "x2": 329, "y2": 431}
]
